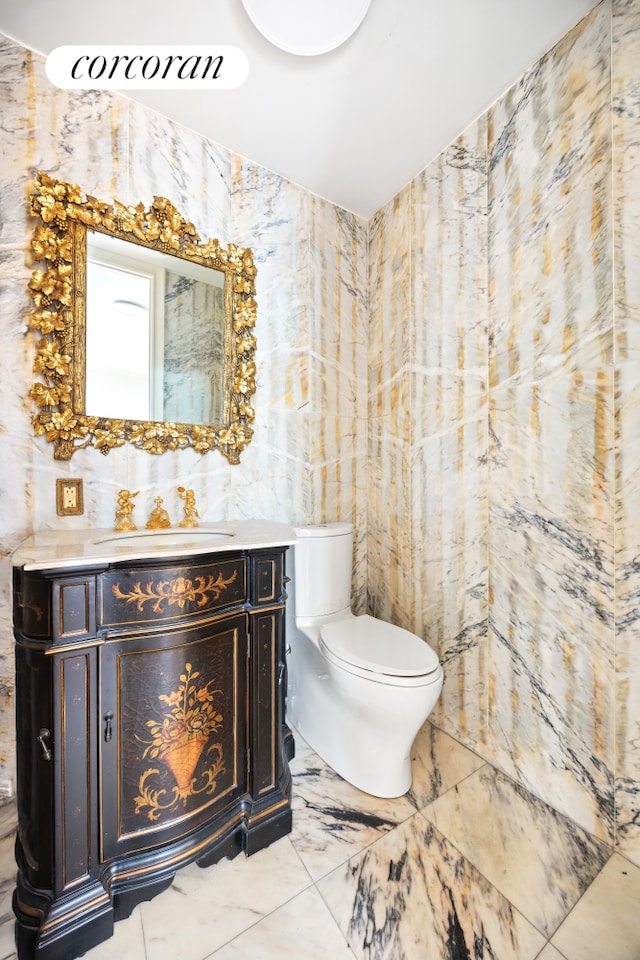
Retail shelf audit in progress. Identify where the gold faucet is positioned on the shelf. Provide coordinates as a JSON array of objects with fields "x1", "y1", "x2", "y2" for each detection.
[
  {"x1": 177, "y1": 487, "x2": 199, "y2": 528},
  {"x1": 146, "y1": 497, "x2": 171, "y2": 529},
  {"x1": 114, "y1": 489, "x2": 139, "y2": 531}
]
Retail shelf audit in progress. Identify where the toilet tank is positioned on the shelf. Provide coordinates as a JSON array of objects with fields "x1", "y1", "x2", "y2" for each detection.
[{"x1": 294, "y1": 522, "x2": 354, "y2": 619}]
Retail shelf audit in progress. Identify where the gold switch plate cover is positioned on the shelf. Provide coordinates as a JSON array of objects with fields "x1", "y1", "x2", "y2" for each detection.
[{"x1": 56, "y1": 478, "x2": 84, "y2": 516}]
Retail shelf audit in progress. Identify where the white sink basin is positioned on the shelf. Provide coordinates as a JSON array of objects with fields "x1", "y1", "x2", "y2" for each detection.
[{"x1": 94, "y1": 529, "x2": 235, "y2": 547}]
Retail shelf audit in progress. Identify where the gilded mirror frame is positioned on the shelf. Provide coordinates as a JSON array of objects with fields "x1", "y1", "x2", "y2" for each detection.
[{"x1": 28, "y1": 172, "x2": 257, "y2": 461}]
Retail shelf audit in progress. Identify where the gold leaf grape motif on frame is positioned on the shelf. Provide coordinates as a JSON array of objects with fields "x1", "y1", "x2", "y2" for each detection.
[{"x1": 27, "y1": 171, "x2": 258, "y2": 462}]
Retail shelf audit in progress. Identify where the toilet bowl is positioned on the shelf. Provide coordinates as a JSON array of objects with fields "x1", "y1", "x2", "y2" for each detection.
[{"x1": 287, "y1": 522, "x2": 443, "y2": 798}]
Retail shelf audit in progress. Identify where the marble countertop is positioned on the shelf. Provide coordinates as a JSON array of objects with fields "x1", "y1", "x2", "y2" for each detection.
[{"x1": 13, "y1": 520, "x2": 297, "y2": 571}]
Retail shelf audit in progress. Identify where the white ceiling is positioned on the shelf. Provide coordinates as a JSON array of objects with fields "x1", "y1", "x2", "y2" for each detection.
[{"x1": 1, "y1": 0, "x2": 598, "y2": 218}]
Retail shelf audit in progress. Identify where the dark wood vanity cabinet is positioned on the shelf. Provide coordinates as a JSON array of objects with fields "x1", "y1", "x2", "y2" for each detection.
[{"x1": 12, "y1": 547, "x2": 293, "y2": 960}]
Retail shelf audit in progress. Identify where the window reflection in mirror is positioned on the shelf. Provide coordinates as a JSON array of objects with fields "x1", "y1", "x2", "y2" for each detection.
[
  {"x1": 86, "y1": 250, "x2": 154, "y2": 421},
  {"x1": 86, "y1": 232, "x2": 226, "y2": 426}
]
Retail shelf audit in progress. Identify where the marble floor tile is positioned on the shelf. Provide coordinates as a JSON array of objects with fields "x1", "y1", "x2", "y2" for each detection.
[
  {"x1": 550, "y1": 853, "x2": 640, "y2": 960},
  {"x1": 211, "y1": 886, "x2": 357, "y2": 959},
  {"x1": 535, "y1": 945, "x2": 567, "y2": 960},
  {"x1": 78, "y1": 909, "x2": 146, "y2": 960},
  {"x1": 288, "y1": 728, "x2": 416, "y2": 881},
  {"x1": 406, "y1": 721, "x2": 485, "y2": 811},
  {"x1": 317, "y1": 814, "x2": 546, "y2": 960},
  {"x1": 139, "y1": 835, "x2": 311, "y2": 960},
  {"x1": 3, "y1": 735, "x2": 636, "y2": 960},
  {"x1": 0, "y1": 833, "x2": 16, "y2": 960},
  {"x1": 421, "y1": 764, "x2": 611, "y2": 937},
  {"x1": 0, "y1": 924, "x2": 16, "y2": 960},
  {"x1": 0, "y1": 835, "x2": 15, "y2": 916}
]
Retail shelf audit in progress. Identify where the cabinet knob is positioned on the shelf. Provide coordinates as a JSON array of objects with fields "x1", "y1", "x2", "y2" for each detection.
[
  {"x1": 37, "y1": 728, "x2": 52, "y2": 762},
  {"x1": 104, "y1": 712, "x2": 114, "y2": 743}
]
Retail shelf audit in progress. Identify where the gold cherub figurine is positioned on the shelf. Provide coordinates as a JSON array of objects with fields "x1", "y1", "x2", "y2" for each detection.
[
  {"x1": 114, "y1": 489, "x2": 139, "y2": 531},
  {"x1": 146, "y1": 497, "x2": 171, "y2": 529},
  {"x1": 177, "y1": 486, "x2": 199, "y2": 528}
]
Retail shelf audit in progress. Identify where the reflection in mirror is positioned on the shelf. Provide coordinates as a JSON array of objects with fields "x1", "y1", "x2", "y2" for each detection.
[
  {"x1": 28, "y1": 172, "x2": 257, "y2": 461},
  {"x1": 86, "y1": 240, "x2": 153, "y2": 421},
  {"x1": 86, "y1": 234, "x2": 225, "y2": 425}
]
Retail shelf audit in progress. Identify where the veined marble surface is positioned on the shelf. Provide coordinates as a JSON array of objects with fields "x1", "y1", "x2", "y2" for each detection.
[
  {"x1": 0, "y1": 0, "x2": 638, "y2": 893},
  {"x1": 486, "y1": 0, "x2": 615, "y2": 843},
  {"x1": 3, "y1": 721, "x2": 637, "y2": 960},
  {"x1": 0, "y1": 30, "x2": 367, "y2": 791},
  {"x1": 12, "y1": 520, "x2": 297, "y2": 571},
  {"x1": 423, "y1": 765, "x2": 611, "y2": 937},
  {"x1": 613, "y1": 0, "x2": 640, "y2": 868},
  {"x1": 366, "y1": 0, "x2": 640, "y2": 864}
]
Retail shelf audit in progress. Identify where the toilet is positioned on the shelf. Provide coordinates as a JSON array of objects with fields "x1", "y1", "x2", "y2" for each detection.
[{"x1": 287, "y1": 522, "x2": 443, "y2": 798}]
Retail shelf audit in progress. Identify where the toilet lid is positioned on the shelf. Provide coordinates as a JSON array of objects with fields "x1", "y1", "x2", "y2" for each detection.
[{"x1": 320, "y1": 614, "x2": 440, "y2": 677}]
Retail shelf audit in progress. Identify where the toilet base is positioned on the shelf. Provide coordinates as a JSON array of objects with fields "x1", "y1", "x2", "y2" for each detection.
[
  {"x1": 287, "y1": 625, "x2": 443, "y2": 798},
  {"x1": 293, "y1": 715, "x2": 413, "y2": 797}
]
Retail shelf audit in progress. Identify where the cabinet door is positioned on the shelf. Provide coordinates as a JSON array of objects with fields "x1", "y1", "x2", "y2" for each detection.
[
  {"x1": 15, "y1": 643, "x2": 99, "y2": 896},
  {"x1": 14, "y1": 645, "x2": 55, "y2": 891},
  {"x1": 250, "y1": 608, "x2": 285, "y2": 798},
  {"x1": 100, "y1": 612, "x2": 248, "y2": 861}
]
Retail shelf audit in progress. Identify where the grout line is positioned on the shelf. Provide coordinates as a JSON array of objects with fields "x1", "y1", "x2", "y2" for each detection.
[{"x1": 414, "y1": 809, "x2": 554, "y2": 942}]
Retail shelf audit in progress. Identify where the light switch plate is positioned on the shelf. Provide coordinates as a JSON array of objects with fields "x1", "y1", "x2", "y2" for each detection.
[{"x1": 56, "y1": 478, "x2": 84, "y2": 516}]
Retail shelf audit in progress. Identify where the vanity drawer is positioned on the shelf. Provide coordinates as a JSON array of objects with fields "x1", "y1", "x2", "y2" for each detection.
[
  {"x1": 14, "y1": 570, "x2": 97, "y2": 643},
  {"x1": 99, "y1": 557, "x2": 247, "y2": 626}
]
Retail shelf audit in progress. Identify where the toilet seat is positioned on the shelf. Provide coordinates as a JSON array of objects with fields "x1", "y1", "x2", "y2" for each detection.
[{"x1": 319, "y1": 614, "x2": 440, "y2": 683}]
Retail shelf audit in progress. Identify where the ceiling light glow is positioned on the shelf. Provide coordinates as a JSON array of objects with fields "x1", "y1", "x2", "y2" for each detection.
[{"x1": 240, "y1": 0, "x2": 373, "y2": 56}]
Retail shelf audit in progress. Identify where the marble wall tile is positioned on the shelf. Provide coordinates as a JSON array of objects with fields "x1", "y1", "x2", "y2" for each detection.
[
  {"x1": 488, "y1": 5, "x2": 612, "y2": 388},
  {"x1": 488, "y1": 369, "x2": 614, "y2": 645},
  {"x1": 366, "y1": 423, "x2": 414, "y2": 626},
  {"x1": 615, "y1": 380, "x2": 640, "y2": 865},
  {"x1": 126, "y1": 101, "x2": 234, "y2": 241},
  {"x1": 487, "y1": 465, "x2": 614, "y2": 810},
  {"x1": 367, "y1": 185, "x2": 417, "y2": 629},
  {"x1": 307, "y1": 197, "x2": 368, "y2": 598},
  {"x1": 2, "y1": 0, "x2": 638, "y2": 871},
  {"x1": 613, "y1": 0, "x2": 640, "y2": 867},
  {"x1": 410, "y1": 117, "x2": 489, "y2": 664},
  {"x1": 411, "y1": 122, "x2": 488, "y2": 384},
  {"x1": 228, "y1": 158, "x2": 313, "y2": 525},
  {"x1": 613, "y1": 0, "x2": 640, "y2": 361},
  {"x1": 0, "y1": 41, "x2": 129, "y2": 200},
  {"x1": 413, "y1": 422, "x2": 488, "y2": 748},
  {"x1": 368, "y1": 187, "x2": 413, "y2": 416},
  {"x1": 0, "y1": 32, "x2": 369, "y2": 794},
  {"x1": 486, "y1": 2, "x2": 615, "y2": 842},
  {"x1": 365, "y1": 0, "x2": 637, "y2": 858},
  {"x1": 0, "y1": 40, "x2": 131, "y2": 789},
  {"x1": 367, "y1": 121, "x2": 489, "y2": 750}
]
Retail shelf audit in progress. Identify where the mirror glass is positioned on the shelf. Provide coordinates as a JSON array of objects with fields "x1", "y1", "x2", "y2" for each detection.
[
  {"x1": 86, "y1": 233, "x2": 225, "y2": 425},
  {"x1": 28, "y1": 173, "x2": 257, "y2": 462}
]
